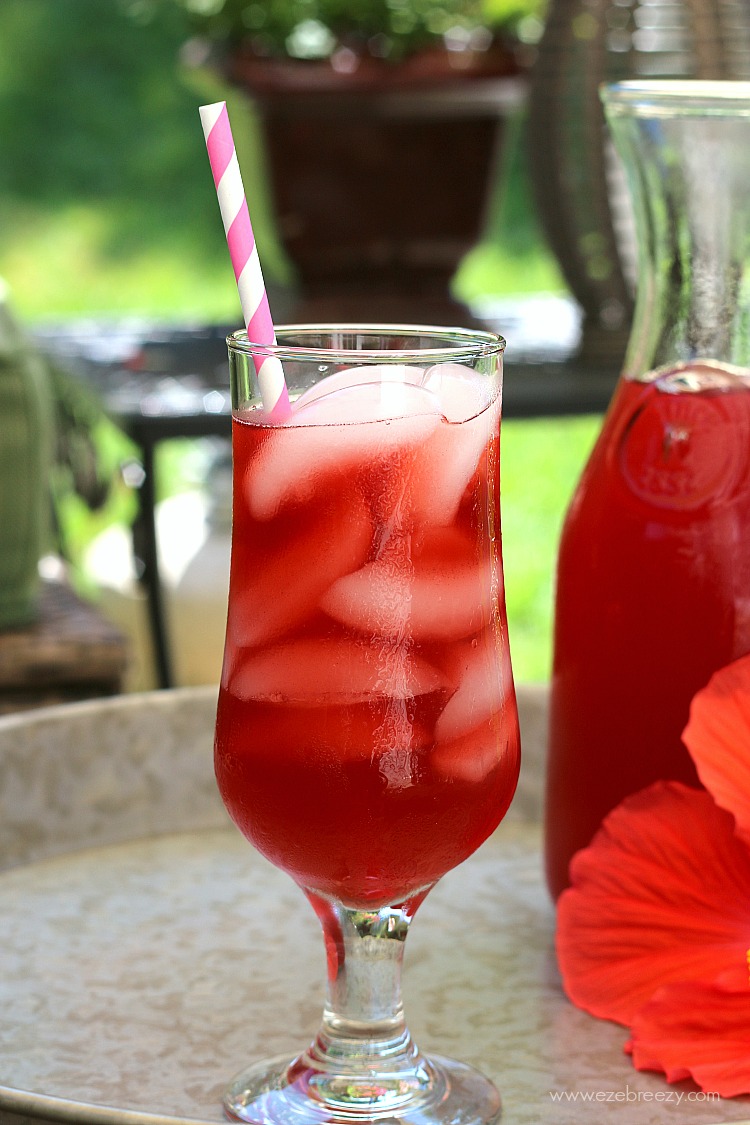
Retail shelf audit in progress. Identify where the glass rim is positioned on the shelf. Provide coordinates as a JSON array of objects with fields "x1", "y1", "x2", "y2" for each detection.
[
  {"x1": 227, "y1": 323, "x2": 506, "y2": 364},
  {"x1": 601, "y1": 79, "x2": 750, "y2": 116}
]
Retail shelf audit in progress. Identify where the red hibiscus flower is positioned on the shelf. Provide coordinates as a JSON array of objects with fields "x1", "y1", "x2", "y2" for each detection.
[{"x1": 555, "y1": 652, "x2": 750, "y2": 1097}]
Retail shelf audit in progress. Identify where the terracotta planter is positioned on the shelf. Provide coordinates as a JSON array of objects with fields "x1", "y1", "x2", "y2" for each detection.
[{"x1": 227, "y1": 47, "x2": 527, "y2": 327}]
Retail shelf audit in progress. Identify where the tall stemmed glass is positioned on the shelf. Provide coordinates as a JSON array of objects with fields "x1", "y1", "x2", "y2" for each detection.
[{"x1": 215, "y1": 325, "x2": 520, "y2": 1125}]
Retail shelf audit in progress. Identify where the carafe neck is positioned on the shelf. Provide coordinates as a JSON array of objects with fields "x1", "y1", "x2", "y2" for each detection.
[{"x1": 602, "y1": 82, "x2": 750, "y2": 384}]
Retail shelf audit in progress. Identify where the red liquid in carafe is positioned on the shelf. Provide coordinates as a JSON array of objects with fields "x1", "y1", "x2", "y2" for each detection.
[{"x1": 546, "y1": 363, "x2": 750, "y2": 898}]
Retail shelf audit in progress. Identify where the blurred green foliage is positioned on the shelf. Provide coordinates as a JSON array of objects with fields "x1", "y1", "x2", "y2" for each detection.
[
  {"x1": 169, "y1": 0, "x2": 545, "y2": 58},
  {"x1": 0, "y1": 2, "x2": 198, "y2": 212},
  {"x1": 0, "y1": 0, "x2": 286, "y2": 320}
]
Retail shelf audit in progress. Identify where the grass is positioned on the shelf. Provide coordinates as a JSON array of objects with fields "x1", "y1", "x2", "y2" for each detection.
[
  {"x1": 0, "y1": 201, "x2": 234, "y2": 322},
  {"x1": 501, "y1": 413, "x2": 601, "y2": 681},
  {"x1": 456, "y1": 240, "x2": 567, "y2": 303}
]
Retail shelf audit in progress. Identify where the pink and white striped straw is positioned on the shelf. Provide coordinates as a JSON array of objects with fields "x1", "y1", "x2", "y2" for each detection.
[{"x1": 199, "y1": 101, "x2": 291, "y2": 420}]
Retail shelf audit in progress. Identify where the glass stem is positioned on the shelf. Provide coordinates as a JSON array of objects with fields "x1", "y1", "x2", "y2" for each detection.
[{"x1": 303, "y1": 890, "x2": 431, "y2": 1074}]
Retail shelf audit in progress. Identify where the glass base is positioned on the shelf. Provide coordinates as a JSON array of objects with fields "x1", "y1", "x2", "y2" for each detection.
[{"x1": 222, "y1": 1051, "x2": 501, "y2": 1125}]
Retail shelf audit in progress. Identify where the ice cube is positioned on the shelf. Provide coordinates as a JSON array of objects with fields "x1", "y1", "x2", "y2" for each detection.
[
  {"x1": 227, "y1": 487, "x2": 372, "y2": 649},
  {"x1": 430, "y1": 710, "x2": 518, "y2": 784},
  {"x1": 294, "y1": 364, "x2": 427, "y2": 411},
  {"x1": 434, "y1": 627, "x2": 512, "y2": 742},
  {"x1": 321, "y1": 526, "x2": 496, "y2": 642},
  {"x1": 423, "y1": 363, "x2": 492, "y2": 422},
  {"x1": 227, "y1": 635, "x2": 449, "y2": 704},
  {"x1": 407, "y1": 526, "x2": 497, "y2": 643},
  {"x1": 247, "y1": 380, "x2": 441, "y2": 520},
  {"x1": 319, "y1": 532, "x2": 413, "y2": 639},
  {"x1": 408, "y1": 368, "x2": 500, "y2": 526}
]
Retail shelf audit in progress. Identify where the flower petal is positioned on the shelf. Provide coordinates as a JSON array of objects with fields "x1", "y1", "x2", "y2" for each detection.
[
  {"x1": 683, "y1": 653, "x2": 750, "y2": 847},
  {"x1": 628, "y1": 980, "x2": 750, "y2": 1097},
  {"x1": 556, "y1": 782, "x2": 750, "y2": 1024}
]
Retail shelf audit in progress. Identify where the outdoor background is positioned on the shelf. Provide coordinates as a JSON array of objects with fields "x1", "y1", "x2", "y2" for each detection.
[{"x1": 0, "y1": 0, "x2": 603, "y2": 684}]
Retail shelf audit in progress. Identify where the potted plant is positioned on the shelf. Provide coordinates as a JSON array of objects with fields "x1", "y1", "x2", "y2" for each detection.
[{"x1": 177, "y1": 0, "x2": 543, "y2": 325}]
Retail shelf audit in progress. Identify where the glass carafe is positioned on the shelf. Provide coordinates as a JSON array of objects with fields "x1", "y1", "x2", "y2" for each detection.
[{"x1": 545, "y1": 81, "x2": 750, "y2": 899}]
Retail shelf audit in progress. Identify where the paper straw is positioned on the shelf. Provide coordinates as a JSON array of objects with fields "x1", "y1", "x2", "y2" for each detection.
[{"x1": 199, "y1": 101, "x2": 290, "y2": 420}]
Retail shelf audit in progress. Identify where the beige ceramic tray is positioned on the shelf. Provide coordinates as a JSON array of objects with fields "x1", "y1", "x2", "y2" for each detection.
[{"x1": 0, "y1": 687, "x2": 747, "y2": 1125}]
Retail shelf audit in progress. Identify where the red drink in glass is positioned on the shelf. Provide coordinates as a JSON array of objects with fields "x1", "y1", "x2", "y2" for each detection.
[
  {"x1": 215, "y1": 361, "x2": 519, "y2": 909},
  {"x1": 214, "y1": 327, "x2": 517, "y2": 1125}
]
